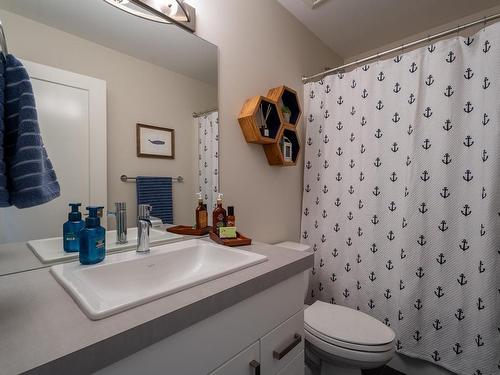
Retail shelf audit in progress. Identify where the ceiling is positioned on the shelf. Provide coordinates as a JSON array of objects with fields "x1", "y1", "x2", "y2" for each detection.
[
  {"x1": 0, "y1": 0, "x2": 218, "y2": 85},
  {"x1": 278, "y1": 0, "x2": 500, "y2": 59}
]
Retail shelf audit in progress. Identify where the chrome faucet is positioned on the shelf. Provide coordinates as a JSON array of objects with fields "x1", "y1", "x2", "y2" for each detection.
[
  {"x1": 137, "y1": 204, "x2": 152, "y2": 253},
  {"x1": 108, "y1": 202, "x2": 128, "y2": 244}
]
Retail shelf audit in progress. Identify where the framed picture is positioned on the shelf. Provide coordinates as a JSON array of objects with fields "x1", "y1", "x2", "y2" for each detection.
[{"x1": 136, "y1": 123, "x2": 175, "y2": 159}]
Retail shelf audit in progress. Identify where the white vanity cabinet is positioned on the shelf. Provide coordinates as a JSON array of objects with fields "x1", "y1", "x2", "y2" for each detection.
[
  {"x1": 260, "y1": 309, "x2": 304, "y2": 374},
  {"x1": 210, "y1": 309, "x2": 304, "y2": 375},
  {"x1": 209, "y1": 341, "x2": 260, "y2": 375},
  {"x1": 277, "y1": 351, "x2": 305, "y2": 375},
  {"x1": 96, "y1": 273, "x2": 305, "y2": 375}
]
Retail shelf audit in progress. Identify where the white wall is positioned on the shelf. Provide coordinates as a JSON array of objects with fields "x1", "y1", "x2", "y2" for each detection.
[
  {"x1": 0, "y1": 9, "x2": 217, "y2": 227},
  {"x1": 188, "y1": 0, "x2": 343, "y2": 243}
]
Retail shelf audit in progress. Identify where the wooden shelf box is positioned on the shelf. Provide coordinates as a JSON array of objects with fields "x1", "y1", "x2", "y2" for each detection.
[
  {"x1": 267, "y1": 86, "x2": 302, "y2": 127},
  {"x1": 238, "y1": 96, "x2": 283, "y2": 144},
  {"x1": 263, "y1": 125, "x2": 301, "y2": 166}
]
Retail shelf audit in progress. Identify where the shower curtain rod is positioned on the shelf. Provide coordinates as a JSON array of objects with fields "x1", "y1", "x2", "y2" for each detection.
[
  {"x1": 302, "y1": 12, "x2": 500, "y2": 83},
  {"x1": 192, "y1": 108, "x2": 218, "y2": 118}
]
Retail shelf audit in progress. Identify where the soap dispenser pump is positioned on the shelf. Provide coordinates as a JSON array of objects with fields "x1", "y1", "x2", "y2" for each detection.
[
  {"x1": 212, "y1": 193, "x2": 226, "y2": 235},
  {"x1": 79, "y1": 206, "x2": 106, "y2": 265},
  {"x1": 63, "y1": 203, "x2": 85, "y2": 252}
]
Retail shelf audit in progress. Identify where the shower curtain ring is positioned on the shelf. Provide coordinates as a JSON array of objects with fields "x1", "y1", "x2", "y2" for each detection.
[{"x1": 483, "y1": 16, "x2": 487, "y2": 31}]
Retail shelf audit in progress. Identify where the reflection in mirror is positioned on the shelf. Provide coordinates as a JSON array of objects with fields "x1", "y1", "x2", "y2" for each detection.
[
  {"x1": 195, "y1": 109, "x2": 219, "y2": 220},
  {"x1": 0, "y1": 0, "x2": 218, "y2": 276}
]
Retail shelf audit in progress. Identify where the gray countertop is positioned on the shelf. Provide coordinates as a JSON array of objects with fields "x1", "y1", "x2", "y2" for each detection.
[
  {"x1": 0, "y1": 240, "x2": 312, "y2": 375},
  {"x1": 0, "y1": 242, "x2": 44, "y2": 276}
]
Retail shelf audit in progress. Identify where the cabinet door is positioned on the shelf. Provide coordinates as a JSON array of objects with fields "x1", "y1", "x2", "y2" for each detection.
[
  {"x1": 210, "y1": 341, "x2": 260, "y2": 375},
  {"x1": 260, "y1": 310, "x2": 304, "y2": 374},
  {"x1": 277, "y1": 351, "x2": 304, "y2": 375}
]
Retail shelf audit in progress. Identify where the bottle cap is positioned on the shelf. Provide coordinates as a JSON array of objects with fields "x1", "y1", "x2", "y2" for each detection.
[
  {"x1": 228, "y1": 206, "x2": 234, "y2": 216},
  {"x1": 196, "y1": 192, "x2": 203, "y2": 202},
  {"x1": 85, "y1": 206, "x2": 104, "y2": 227},
  {"x1": 68, "y1": 203, "x2": 82, "y2": 221},
  {"x1": 217, "y1": 193, "x2": 223, "y2": 203}
]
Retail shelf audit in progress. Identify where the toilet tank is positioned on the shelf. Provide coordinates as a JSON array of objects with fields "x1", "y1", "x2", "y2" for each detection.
[{"x1": 274, "y1": 241, "x2": 312, "y2": 301}]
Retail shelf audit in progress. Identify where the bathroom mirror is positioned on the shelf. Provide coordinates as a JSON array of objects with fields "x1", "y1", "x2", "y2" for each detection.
[{"x1": 0, "y1": 0, "x2": 218, "y2": 276}]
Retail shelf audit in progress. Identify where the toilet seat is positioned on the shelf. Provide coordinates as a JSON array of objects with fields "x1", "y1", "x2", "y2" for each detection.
[
  {"x1": 305, "y1": 323, "x2": 394, "y2": 352},
  {"x1": 305, "y1": 328, "x2": 395, "y2": 367},
  {"x1": 304, "y1": 301, "x2": 395, "y2": 353}
]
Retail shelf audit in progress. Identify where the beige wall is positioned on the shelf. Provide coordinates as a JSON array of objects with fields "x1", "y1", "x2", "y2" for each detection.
[
  {"x1": 188, "y1": 0, "x2": 343, "y2": 243},
  {"x1": 0, "y1": 9, "x2": 217, "y2": 227},
  {"x1": 1, "y1": 1, "x2": 341, "y2": 242}
]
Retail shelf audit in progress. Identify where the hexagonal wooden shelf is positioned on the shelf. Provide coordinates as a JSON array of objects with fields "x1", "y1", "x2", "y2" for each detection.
[
  {"x1": 267, "y1": 86, "x2": 302, "y2": 127},
  {"x1": 263, "y1": 125, "x2": 301, "y2": 166},
  {"x1": 238, "y1": 96, "x2": 283, "y2": 144}
]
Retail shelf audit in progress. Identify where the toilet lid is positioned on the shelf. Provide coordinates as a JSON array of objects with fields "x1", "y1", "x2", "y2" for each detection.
[{"x1": 304, "y1": 301, "x2": 395, "y2": 346}]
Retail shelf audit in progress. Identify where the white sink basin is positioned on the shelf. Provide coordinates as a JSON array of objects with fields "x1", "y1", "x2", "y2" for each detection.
[
  {"x1": 50, "y1": 239, "x2": 268, "y2": 320},
  {"x1": 28, "y1": 227, "x2": 183, "y2": 264}
]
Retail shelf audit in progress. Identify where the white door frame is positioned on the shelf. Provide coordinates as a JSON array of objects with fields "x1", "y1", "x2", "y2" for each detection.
[{"x1": 21, "y1": 59, "x2": 107, "y2": 217}]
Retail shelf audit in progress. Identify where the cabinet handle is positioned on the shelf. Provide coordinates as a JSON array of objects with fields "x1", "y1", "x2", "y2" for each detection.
[
  {"x1": 272, "y1": 333, "x2": 302, "y2": 360},
  {"x1": 249, "y1": 360, "x2": 260, "y2": 375}
]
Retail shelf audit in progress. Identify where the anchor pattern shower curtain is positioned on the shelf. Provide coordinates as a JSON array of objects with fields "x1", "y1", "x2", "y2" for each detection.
[
  {"x1": 302, "y1": 23, "x2": 500, "y2": 375},
  {"x1": 197, "y1": 111, "x2": 219, "y2": 215}
]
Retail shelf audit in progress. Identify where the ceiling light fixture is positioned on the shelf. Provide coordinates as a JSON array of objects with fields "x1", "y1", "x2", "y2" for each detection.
[
  {"x1": 103, "y1": 0, "x2": 196, "y2": 32},
  {"x1": 302, "y1": 0, "x2": 330, "y2": 9}
]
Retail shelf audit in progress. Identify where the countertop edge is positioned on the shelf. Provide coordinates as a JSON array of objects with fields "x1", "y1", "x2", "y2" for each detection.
[{"x1": 23, "y1": 252, "x2": 313, "y2": 375}]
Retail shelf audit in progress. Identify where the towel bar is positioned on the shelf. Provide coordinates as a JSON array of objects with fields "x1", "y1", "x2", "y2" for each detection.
[{"x1": 120, "y1": 175, "x2": 184, "y2": 183}]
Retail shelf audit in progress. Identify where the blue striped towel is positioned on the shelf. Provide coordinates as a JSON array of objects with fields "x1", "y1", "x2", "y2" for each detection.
[
  {"x1": 4, "y1": 55, "x2": 60, "y2": 208},
  {"x1": 136, "y1": 176, "x2": 173, "y2": 224},
  {"x1": 0, "y1": 58, "x2": 8, "y2": 206}
]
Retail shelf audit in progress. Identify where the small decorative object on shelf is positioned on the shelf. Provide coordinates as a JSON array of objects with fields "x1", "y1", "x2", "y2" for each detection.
[
  {"x1": 282, "y1": 136, "x2": 293, "y2": 162},
  {"x1": 282, "y1": 106, "x2": 292, "y2": 123},
  {"x1": 238, "y1": 85, "x2": 301, "y2": 166},
  {"x1": 260, "y1": 102, "x2": 272, "y2": 137}
]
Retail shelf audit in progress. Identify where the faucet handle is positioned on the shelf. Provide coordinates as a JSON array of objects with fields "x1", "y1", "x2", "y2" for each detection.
[{"x1": 138, "y1": 204, "x2": 152, "y2": 219}]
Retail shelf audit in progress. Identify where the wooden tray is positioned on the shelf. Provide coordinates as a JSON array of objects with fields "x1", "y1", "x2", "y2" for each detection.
[
  {"x1": 209, "y1": 231, "x2": 252, "y2": 247},
  {"x1": 167, "y1": 225, "x2": 212, "y2": 236}
]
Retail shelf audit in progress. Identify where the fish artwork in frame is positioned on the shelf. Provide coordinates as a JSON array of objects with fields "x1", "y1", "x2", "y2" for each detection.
[{"x1": 136, "y1": 123, "x2": 175, "y2": 159}]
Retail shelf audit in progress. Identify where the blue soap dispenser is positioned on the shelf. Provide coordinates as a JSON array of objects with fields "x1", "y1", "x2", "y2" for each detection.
[
  {"x1": 63, "y1": 203, "x2": 85, "y2": 252},
  {"x1": 79, "y1": 206, "x2": 106, "y2": 265}
]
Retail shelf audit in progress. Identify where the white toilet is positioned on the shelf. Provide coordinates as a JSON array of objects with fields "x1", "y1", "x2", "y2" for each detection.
[{"x1": 275, "y1": 242, "x2": 395, "y2": 375}]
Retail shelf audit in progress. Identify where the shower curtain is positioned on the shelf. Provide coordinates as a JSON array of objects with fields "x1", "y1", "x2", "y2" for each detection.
[
  {"x1": 197, "y1": 111, "x2": 219, "y2": 218},
  {"x1": 301, "y1": 23, "x2": 500, "y2": 375}
]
